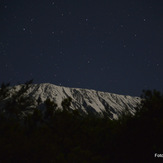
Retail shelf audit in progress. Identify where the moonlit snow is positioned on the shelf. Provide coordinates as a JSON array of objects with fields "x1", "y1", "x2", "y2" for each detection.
[{"x1": 10, "y1": 83, "x2": 141, "y2": 119}]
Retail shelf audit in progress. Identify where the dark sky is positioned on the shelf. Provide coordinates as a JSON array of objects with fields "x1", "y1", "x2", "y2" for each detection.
[{"x1": 0, "y1": 0, "x2": 163, "y2": 96}]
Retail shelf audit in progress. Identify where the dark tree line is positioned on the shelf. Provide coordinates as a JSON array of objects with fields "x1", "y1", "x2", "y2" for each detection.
[{"x1": 0, "y1": 81, "x2": 163, "y2": 162}]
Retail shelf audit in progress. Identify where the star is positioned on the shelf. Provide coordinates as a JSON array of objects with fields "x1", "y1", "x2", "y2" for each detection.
[
  {"x1": 59, "y1": 51, "x2": 63, "y2": 55},
  {"x1": 131, "y1": 53, "x2": 135, "y2": 57},
  {"x1": 93, "y1": 26, "x2": 96, "y2": 30},
  {"x1": 100, "y1": 67, "x2": 104, "y2": 71},
  {"x1": 5, "y1": 64, "x2": 8, "y2": 68},
  {"x1": 0, "y1": 0, "x2": 162, "y2": 97},
  {"x1": 30, "y1": 18, "x2": 34, "y2": 22}
]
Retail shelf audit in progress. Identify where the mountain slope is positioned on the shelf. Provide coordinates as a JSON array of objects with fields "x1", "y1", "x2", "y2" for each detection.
[{"x1": 12, "y1": 83, "x2": 140, "y2": 119}]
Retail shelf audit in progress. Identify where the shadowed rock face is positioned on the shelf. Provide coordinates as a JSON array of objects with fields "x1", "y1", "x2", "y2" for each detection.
[{"x1": 10, "y1": 83, "x2": 141, "y2": 119}]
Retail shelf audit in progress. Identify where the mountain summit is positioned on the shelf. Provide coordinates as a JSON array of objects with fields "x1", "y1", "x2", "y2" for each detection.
[{"x1": 11, "y1": 83, "x2": 140, "y2": 119}]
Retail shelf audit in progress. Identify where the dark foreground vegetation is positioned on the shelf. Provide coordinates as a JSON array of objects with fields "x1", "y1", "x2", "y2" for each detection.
[{"x1": 0, "y1": 81, "x2": 163, "y2": 162}]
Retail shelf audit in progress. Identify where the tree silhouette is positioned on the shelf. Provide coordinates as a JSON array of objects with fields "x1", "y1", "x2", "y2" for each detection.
[
  {"x1": 61, "y1": 97, "x2": 72, "y2": 111},
  {"x1": 44, "y1": 98, "x2": 57, "y2": 119},
  {"x1": 0, "y1": 81, "x2": 163, "y2": 162}
]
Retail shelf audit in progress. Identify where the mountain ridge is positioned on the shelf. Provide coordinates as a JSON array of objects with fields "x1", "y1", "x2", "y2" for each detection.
[{"x1": 11, "y1": 83, "x2": 141, "y2": 119}]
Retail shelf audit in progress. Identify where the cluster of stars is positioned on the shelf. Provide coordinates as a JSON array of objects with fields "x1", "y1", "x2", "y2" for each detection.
[{"x1": 0, "y1": 0, "x2": 162, "y2": 95}]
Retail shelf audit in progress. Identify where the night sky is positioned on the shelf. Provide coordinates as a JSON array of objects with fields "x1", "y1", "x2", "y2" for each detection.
[{"x1": 0, "y1": 0, "x2": 163, "y2": 96}]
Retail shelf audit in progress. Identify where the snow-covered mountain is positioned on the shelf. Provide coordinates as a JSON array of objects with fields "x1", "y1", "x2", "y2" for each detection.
[{"x1": 11, "y1": 83, "x2": 140, "y2": 119}]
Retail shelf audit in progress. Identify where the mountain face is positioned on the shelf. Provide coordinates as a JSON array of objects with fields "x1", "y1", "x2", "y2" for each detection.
[{"x1": 11, "y1": 83, "x2": 140, "y2": 119}]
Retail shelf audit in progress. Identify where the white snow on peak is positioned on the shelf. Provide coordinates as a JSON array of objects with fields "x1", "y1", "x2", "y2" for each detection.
[{"x1": 13, "y1": 83, "x2": 141, "y2": 119}]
